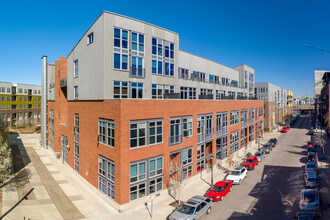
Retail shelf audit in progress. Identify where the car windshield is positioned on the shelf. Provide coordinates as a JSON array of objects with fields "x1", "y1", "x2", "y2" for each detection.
[
  {"x1": 264, "y1": 145, "x2": 270, "y2": 148},
  {"x1": 307, "y1": 148, "x2": 314, "y2": 152},
  {"x1": 303, "y1": 192, "x2": 316, "y2": 203},
  {"x1": 308, "y1": 177, "x2": 317, "y2": 182},
  {"x1": 230, "y1": 170, "x2": 240, "y2": 175},
  {"x1": 246, "y1": 159, "x2": 254, "y2": 163},
  {"x1": 307, "y1": 164, "x2": 316, "y2": 169},
  {"x1": 210, "y1": 185, "x2": 223, "y2": 192},
  {"x1": 255, "y1": 153, "x2": 261, "y2": 156},
  {"x1": 176, "y1": 204, "x2": 195, "y2": 215}
]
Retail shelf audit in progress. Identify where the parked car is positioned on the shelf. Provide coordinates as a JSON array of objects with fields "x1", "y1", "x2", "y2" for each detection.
[
  {"x1": 299, "y1": 189, "x2": 320, "y2": 211},
  {"x1": 307, "y1": 141, "x2": 315, "y2": 148},
  {"x1": 168, "y1": 196, "x2": 212, "y2": 220},
  {"x1": 307, "y1": 130, "x2": 314, "y2": 135},
  {"x1": 255, "y1": 151, "x2": 265, "y2": 162},
  {"x1": 305, "y1": 162, "x2": 318, "y2": 174},
  {"x1": 268, "y1": 138, "x2": 277, "y2": 147},
  {"x1": 262, "y1": 144, "x2": 273, "y2": 154},
  {"x1": 225, "y1": 167, "x2": 247, "y2": 185},
  {"x1": 307, "y1": 147, "x2": 316, "y2": 154},
  {"x1": 281, "y1": 126, "x2": 290, "y2": 133},
  {"x1": 304, "y1": 172, "x2": 319, "y2": 188},
  {"x1": 243, "y1": 156, "x2": 258, "y2": 170},
  {"x1": 295, "y1": 211, "x2": 316, "y2": 219},
  {"x1": 307, "y1": 152, "x2": 318, "y2": 163},
  {"x1": 205, "y1": 180, "x2": 232, "y2": 201}
]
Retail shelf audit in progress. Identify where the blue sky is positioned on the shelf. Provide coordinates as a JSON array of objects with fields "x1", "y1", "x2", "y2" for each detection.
[{"x1": 1, "y1": 0, "x2": 330, "y2": 98}]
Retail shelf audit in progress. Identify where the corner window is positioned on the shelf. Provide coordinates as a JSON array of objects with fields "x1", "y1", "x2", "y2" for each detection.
[
  {"x1": 98, "y1": 155, "x2": 115, "y2": 199},
  {"x1": 87, "y1": 32, "x2": 94, "y2": 44},
  {"x1": 98, "y1": 118, "x2": 115, "y2": 148},
  {"x1": 230, "y1": 111, "x2": 239, "y2": 125},
  {"x1": 130, "y1": 119, "x2": 163, "y2": 149}
]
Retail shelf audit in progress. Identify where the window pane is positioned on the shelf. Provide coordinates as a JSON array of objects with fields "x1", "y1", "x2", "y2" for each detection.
[
  {"x1": 139, "y1": 35, "x2": 144, "y2": 43},
  {"x1": 114, "y1": 53, "x2": 120, "y2": 69},
  {"x1": 122, "y1": 30, "x2": 128, "y2": 39},
  {"x1": 157, "y1": 158, "x2": 162, "y2": 169},
  {"x1": 130, "y1": 165, "x2": 137, "y2": 177},
  {"x1": 150, "y1": 160, "x2": 155, "y2": 171},
  {"x1": 139, "y1": 163, "x2": 145, "y2": 174},
  {"x1": 114, "y1": 28, "x2": 120, "y2": 38},
  {"x1": 132, "y1": 33, "x2": 137, "y2": 42}
]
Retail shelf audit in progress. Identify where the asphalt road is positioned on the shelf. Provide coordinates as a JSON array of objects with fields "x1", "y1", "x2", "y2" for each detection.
[{"x1": 202, "y1": 115, "x2": 311, "y2": 220}]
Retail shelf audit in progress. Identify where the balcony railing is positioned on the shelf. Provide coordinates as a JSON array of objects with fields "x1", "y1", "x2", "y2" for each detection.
[
  {"x1": 249, "y1": 118, "x2": 255, "y2": 124},
  {"x1": 130, "y1": 67, "x2": 145, "y2": 78},
  {"x1": 197, "y1": 133, "x2": 205, "y2": 144},
  {"x1": 205, "y1": 127, "x2": 214, "y2": 142},
  {"x1": 168, "y1": 135, "x2": 182, "y2": 146},
  {"x1": 198, "y1": 94, "x2": 213, "y2": 100},
  {"x1": 164, "y1": 93, "x2": 181, "y2": 99},
  {"x1": 249, "y1": 96, "x2": 258, "y2": 100},
  {"x1": 60, "y1": 78, "x2": 67, "y2": 88},
  {"x1": 237, "y1": 96, "x2": 248, "y2": 100},
  {"x1": 221, "y1": 95, "x2": 235, "y2": 100},
  {"x1": 241, "y1": 121, "x2": 248, "y2": 128},
  {"x1": 216, "y1": 127, "x2": 222, "y2": 137}
]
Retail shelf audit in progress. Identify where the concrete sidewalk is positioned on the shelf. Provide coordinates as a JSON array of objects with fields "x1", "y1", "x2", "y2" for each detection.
[{"x1": 1, "y1": 130, "x2": 281, "y2": 220}]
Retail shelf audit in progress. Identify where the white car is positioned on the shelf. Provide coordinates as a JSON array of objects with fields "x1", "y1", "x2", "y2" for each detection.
[{"x1": 225, "y1": 167, "x2": 247, "y2": 185}]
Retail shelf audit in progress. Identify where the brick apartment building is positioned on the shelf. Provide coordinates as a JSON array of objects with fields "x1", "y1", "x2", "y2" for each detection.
[
  {"x1": 255, "y1": 82, "x2": 290, "y2": 131},
  {"x1": 0, "y1": 82, "x2": 41, "y2": 128},
  {"x1": 44, "y1": 11, "x2": 264, "y2": 209}
]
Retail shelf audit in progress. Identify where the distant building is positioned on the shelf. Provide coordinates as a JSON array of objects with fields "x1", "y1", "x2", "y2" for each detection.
[
  {"x1": 255, "y1": 82, "x2": 289, "y2": 130},
  {"x1": 0, "y1": 82, "x2": 41, "y2": 127},
  {"x1": 315, "y1": 70, "x2": 329, "y2": 97}
]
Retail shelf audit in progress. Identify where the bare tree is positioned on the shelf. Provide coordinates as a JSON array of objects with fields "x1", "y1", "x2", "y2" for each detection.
[
  {"x1": 0, "y1": 120, "x2": 12, "y2": 183},
  {"x1": 279, "y1": 190, "x2": 295, "y2": 215},
  {"x1": 226, "y1": 154, "x2": 236, "y2": 171}
]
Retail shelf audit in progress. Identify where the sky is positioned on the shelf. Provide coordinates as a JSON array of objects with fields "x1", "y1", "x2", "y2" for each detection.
[{"x1": 1, "y1": 0, "x2": 330, "y2": 98}]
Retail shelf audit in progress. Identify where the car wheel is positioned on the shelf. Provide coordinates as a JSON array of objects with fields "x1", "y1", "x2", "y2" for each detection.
[
  {"x1": 220, "y1": 196, "x2": 224, "y2": 201},
  {"x1": 206, "y1": 207, "x2": 211, "y2": 214}
]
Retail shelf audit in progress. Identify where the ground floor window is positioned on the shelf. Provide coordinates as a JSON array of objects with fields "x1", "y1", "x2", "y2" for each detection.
[
  {"x1": 98, "y1": 155, "x2": 115, "y2": 199},
  {"x1": 129, "y1": 155, "x2": 163, "y2": 201},
  {"x1": 249, "y1": 125, "x2": 255, "y2": 142},
  {"x1": 216, "y1": 136, "x2": 228, "y2": 160},
  {"x1": 230, "y1": 130, "x2": 239, "y2": 154}
]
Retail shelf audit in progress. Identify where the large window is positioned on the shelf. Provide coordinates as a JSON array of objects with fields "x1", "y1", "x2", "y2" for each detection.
[
  {"x1": 74, "y1": 114, "x2": 79, "y2": 172},
  {"x1": 230, "y1": 130, "x2": 239, "y2": 154},
  {"x1": 182, "y1": 117, "x2": 193, "y2": 138},
  {"x1": 169, "y1": 116, "x2": 192, "y2": 146},
  {"x1": 114, "y1": 28, "x2": 129, "y2": 70},
  {"x1": 130, "y1": 156, "x2": 163, "y2": 201},
  {"x1": 152, "y1": 37, "x2": 174, "y2": 76},
  {"x1": 99, "y1": 118, "x2": 115, "y2": 148},
  {"x1": 98, "y1": 155, "x2": 115, "y2": 199},
  {"x1": 197, "y1": 144, "x2": 205, "y2": 173},
  {"x1": 131, "y1": 56, "x2": 144, "y2": 77},
  {"x1": 74, "y1": 86, "x2": 78, "y2": 99},
  {"x1": 180, "y1": 87, "x2": 196, "y2": 99},
  {"x1": 131, "y1": 83, "x2": 143, "y2": 98},
  {"x1": 179, "y1": 68, "x2": 189, "y2": 79},
  {"x1": 216, "y1": 136, "x2": 228, "y2": 160},
  {"x1": 130, "y1": 119, "x2": 163, "y2": 149},
  {"x1": 152, "y1": 84, "x2": 174, "y2": 99},
  {"x1": 131, "y1": 32, "x2": 144, "y2": 52},
  {"x1": 216, "y1": 112, "x2": 228, "y2": 135},
  {"x1": 259, "y1": 107, "x2": 263, "y2": 117},
  {"x1": 74, "y1": 60, "x2": 78, "y2": 77},
  {"x1": 230, "y1": 111, "x2": 239, "y2": 125},
  {"x1": 113, "y1": 81, "x2": 128, "y2": 99}
]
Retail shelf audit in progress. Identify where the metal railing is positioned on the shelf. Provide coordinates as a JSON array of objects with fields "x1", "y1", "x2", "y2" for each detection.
[
  {"x1": 241, "y1": 121, "x2": 248, "y2": 128},
  {"x1": 168, "y1": 135, "x2": 182, "y2": 146},
  {"x1": 60, "y1": 78, "x2": 67, "y2": 87},
  {"x1": 164, "y1": 93, "x2": 181, "y2": 99},
  {"x1": 199, "y1": 94, "x2": 213, "y2": 100},
  {"x1": 130, "y1": 67, "x2": 145, "y2": 78},
  {"x1": 205, "y1": 127, "x2": 214, "y2": 142}
]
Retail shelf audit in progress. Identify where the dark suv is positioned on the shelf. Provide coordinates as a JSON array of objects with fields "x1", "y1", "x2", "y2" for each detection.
[{"x1": 268, "y1": 138, "x2": 277, "y2": 147}]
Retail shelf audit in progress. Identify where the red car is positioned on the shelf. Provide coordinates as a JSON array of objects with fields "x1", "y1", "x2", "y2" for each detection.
[
  {"x1": 307, "y1": 141, "x2": 315, "y2": 148},
  {"x1": 243, "y1": 155, "x2": 258, "y2": 170},
  {"x1": 205, "y1": 180, "x2": 232, "y2": 201},
  {"x1": 281, "y1": 126, "x2": 290, "y2": 133}
]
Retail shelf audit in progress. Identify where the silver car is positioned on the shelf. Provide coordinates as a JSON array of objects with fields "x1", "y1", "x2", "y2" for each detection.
[
  {"x1": 168, "y1": 196, "x2": 212, "y2": 220},
  {"x1": 299, "y1": 189, "x2": 320, "y2": 211},
  {"x1": 304, "y1": 172, "x2": 319, "y2": 188},
  {"x1": 255, "y1": 151, "x2": 265, "y2": 162}
]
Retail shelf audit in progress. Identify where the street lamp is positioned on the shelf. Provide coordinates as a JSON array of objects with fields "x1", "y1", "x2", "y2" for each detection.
[{"x1": 210, "y1": 154, "x2": 214, "y2": 186}]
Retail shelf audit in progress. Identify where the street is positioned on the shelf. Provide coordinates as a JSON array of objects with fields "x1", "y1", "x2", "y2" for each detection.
[{"x1": 202, "y1": 115, "x2": 311, "y2": 220}]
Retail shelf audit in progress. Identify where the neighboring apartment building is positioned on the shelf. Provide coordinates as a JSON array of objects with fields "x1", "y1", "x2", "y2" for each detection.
[
  {"x1": 44, "y1": 11, "x2": 264, "y2": 209},
  {"x1": 255, "y1": 82, "x2": 288, "y2": 130},
  {"x1": 0, "y1": 82, "x2": 41, "y2": 127},
  {"x1": 315, "y1": 70, "x2": 329, "y2": 97},
  {"x1": 287, "y1": 90, "x2": 293, "y2": 116}
]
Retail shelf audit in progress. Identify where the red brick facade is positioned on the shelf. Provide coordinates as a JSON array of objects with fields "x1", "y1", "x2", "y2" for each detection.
[{"x1": 47, "y1": 57, "x2": 264, "y2": 205}]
